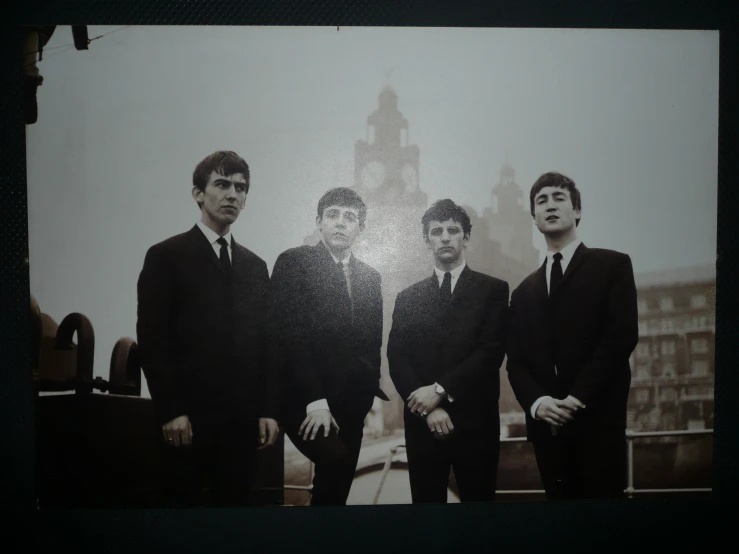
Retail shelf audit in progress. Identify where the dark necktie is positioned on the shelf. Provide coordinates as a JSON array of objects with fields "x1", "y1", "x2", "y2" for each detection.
[
  {"x1": 217, "y1": 236, "x2": 231, "y2": 275},
  {"x1": 338, "y1": 260, "x2": 354, "y2": 322},
  {"x1": 440, "y1": 272, "x2": 452, "y2": 304},
  {"x1": 550, "y1": 252, "x2": 563, "y2": 295}
]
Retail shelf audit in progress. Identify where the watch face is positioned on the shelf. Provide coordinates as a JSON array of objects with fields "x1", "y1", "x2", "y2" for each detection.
[
  {"x1": 401, "y1": 163, "x2": 418, "y2": 192},
  {"x1": 360, "y1": 160, "x2": 386, "y2": 190}
]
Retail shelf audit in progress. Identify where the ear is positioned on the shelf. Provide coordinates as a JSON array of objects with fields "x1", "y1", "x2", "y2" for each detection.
[
  {"x1": 316, "y1": 215, "x2": 322, "y2": 227},
  {"x1": 192, "y1": 187, "x2": 203, "y2": 207},
  {"x1": 463, "y1": 235, "x2": 470, "y2": 248}
]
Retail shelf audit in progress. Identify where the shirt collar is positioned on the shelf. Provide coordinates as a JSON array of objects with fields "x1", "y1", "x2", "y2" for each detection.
[
  {"x1": 197, "y1": 220, "x2": 232, "y2": 247},
  {"x1": 547, "y1": 239, "x2": 581, "y2": 267},
  {"x1": 321, "y1": 239, "x2": 352, "y2": 268},
  {"x1": 434, "y1": 260, "x2": 466, "y2": 282}
]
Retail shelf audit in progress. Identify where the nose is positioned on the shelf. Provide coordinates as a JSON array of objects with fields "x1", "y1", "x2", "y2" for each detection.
[{"x1": 441, "y1": 231, "x2": 451, "y2": 242}]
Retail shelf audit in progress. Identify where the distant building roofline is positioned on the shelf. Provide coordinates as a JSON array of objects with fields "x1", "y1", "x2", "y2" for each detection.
[{"x1": 634, "y1": 264, "x2": 716, "y2": 288}]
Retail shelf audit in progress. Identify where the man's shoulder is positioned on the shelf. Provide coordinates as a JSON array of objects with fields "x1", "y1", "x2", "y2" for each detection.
[
  {"x1": 275, "y1": 244, "x2": 314, "y2": 265},
  {"x1": 585, "y1": 246, "x2": 630, "y2": 262},
  {"x1": 397, "y1": 275, "x2": 433, "y2": 300},
  {"x1": 146, "y1": 228, "x2": 197, "y2": 256},
  {"x1": 233, "y1": 242, "x2": 267, "y2": 267},
  {"x1": 353, "y1": 257, "x2": 381, "y2": 280},
  {"x1": 466, "y1": 267, "x2": 509, "y2": 291}
]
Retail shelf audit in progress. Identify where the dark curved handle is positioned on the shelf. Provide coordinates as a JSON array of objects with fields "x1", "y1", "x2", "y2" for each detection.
[
  {"x1": 109, "y1": 337, "x2": 141, "y2": 396},
  {"x1": 55, "y1": 312, "x2": 95, "y2": 386}
]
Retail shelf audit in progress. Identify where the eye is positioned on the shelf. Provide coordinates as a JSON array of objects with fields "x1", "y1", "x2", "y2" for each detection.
[{"x1": 430, "y1": 228, "x2": 442, "y2": 236}]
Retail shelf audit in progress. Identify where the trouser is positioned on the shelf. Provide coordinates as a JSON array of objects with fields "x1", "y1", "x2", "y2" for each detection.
[
  {"x1": 283, "y1": 394, "x2": 374, "y2": 505},
  {"x1": 532, "y1": 427, "x2": 627, "y2": 500},
  {"x1": 405, "y1": 418, "x2": 500, "y2": 503},
  {"x1": 158, "y1": 412, "x2": 258, "y2": 507}
]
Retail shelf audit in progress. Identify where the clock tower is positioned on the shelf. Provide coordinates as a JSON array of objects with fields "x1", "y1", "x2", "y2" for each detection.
[{"x1": 354, "y1": 87, "x2": 426, "y2": 208}]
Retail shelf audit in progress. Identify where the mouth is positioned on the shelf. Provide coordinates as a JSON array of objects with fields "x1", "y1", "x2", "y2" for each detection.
[
  {"x1": 546, "y1": 215, "x2": 559, "y2": 222},
  {"x1": 222, "y1": 205, "x2": 238, "y2": 212},
  {"x1": 332, "y1": 232, "x2": 347, "y2": 239}
]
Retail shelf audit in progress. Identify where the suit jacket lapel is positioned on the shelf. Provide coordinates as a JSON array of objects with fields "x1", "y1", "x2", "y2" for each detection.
[
  {"x1": 552, "y1": 242, "x2": 588, "y2": 297},
  {"x1": 315, "y1": 241, "x2": 352, "y2": 312},
  {"x1": 189, "y1": 225, "x2": 223, "y2": 274},
  {"x1": 449, "y1": 264, "x2": 474, "y2": 307}
]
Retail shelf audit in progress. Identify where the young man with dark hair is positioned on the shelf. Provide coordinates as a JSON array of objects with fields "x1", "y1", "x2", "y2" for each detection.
[
  {"x1": 506, "y1": 171, "x2": 639, "y2": 500},
  {"x1": 137, "y1": 150, "x2": 280, "y2": 507},
  {"x1": 388, "y1": 199, "x2": 509, "y2": 503},
  {"x1": 271, "y1": 187, "x2": 388, "y2": 506}
]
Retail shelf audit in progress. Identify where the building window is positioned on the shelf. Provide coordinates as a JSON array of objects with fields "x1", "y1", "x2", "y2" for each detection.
[
  {"x1": 636, "y1": 365, "x2": 650, "y2": 379},
  {"x1": 637, "y1": 299, "x2": 648, "y2": 314},
  {"x1": 661, "y1": 362, "x2": 676, "y2": 378},
  {"x1": 638, "y1": 322, "x2": 648, "y2": 335},
  {"x1": 635, "y1": 389, "x2": 649, "y2": 403},
  {"x1": 661, "y1": 340, "x2": 676, "y2": 355},
  {"x1": 661, "y1": 388, "x2": 677, "y2": 403},
  {"x1": 691, "y1": 295, "x2": 707, "y2": 309},
  {"x1": 636, "y1": 343, "x2": 650, "y2": 357},
  {"x1": 660, "y1": 297, "x2": 674, "y2": 312},
  {"x1": 691, "y1": 338, "x2": 709, "y2": 354},
  {"x1": 660, "y1": 318, "x2": 674, "y2": 333},
  {"x1": 691, "y1": 360, "x2": 709, "y2": 377}
]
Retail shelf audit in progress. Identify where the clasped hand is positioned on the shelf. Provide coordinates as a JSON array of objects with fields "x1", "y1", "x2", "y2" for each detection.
[
  {"x1": 534, "y1": 396, "x2": 582, "y2": 427},
  {"x1": 407, "y1": 384, "x2": 442, "y2": 416}
]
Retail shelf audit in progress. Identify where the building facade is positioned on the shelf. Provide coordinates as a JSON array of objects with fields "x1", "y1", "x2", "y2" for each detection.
[{"x1": 628, "y1": 265, "x2": 716, "y2": 432}]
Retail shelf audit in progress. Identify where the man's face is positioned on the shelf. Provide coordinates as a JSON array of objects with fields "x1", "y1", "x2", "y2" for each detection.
[
  {"x1": 317, "y1": 204, "x2": 362, "y2": 255},
  {"x1": 426, "y1": 218, "x2": 468, "y2": 266},
  {"x1": 193, "y1": 171, "x2": 247, "y2": 231},
  {"x1": 533, "y1": 185, "x2": 581, "y2": 237}
]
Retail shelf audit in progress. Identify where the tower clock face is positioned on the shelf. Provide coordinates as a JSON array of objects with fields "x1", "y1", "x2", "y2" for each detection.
[
  {"x1": 360, "y1": 160, "x2": 386, "y2": 190},
  {"x1": 401, "y1": 163, "x2": 418, "y2": 192}
]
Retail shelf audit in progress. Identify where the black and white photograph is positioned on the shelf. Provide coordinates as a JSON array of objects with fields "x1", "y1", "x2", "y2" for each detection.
[{"x1": 24, "y1": 24, "x2": 718, "y2": 508}]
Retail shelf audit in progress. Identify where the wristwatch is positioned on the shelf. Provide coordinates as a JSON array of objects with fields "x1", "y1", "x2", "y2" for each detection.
[{"x1": 435, "y1": 383, "x2": 447, "y2": 397}]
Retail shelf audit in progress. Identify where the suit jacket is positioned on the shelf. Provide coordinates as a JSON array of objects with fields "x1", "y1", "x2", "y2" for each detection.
[
  {"x1": 387, "y1": 265, "x2": 509, "y2": 433},
  {"x1": 270, "y1": 241, "x2": 387, "y2": 414},
  {"x1": 506, "y1": 243, "x2": 639, "y2": 442},
  {"x1": 136, "y1": 225, "x2": 278, "y2": 427}
]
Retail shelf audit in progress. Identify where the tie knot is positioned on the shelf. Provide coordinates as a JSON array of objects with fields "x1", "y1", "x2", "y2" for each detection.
[
  {"x1": 553, "y1": 252, "x2": 563, "y2": 262},
  {"x1": 444, "y1": 272, "x2": 451, "y2": 280},
  {"x1": 217, "y1": 237, "x2": 229, "y2": 248}
]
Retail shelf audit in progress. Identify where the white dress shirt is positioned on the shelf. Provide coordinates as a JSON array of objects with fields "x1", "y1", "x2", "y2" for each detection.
[
  {"x1": 433, "y1": 260, "x2": 466, "y2": 293},
  {"x1": 429, "y1": 261, "x2": 467, "y2": 403},
  {"x1": 530, "y1": 239, "x2": 586, "y2": 419},
  {"x1": 196, "y1": 220, "x2": 233, "y2": 263},
  {"x1": 306, "y1": 241, "x2": 353, "y2": 414}
]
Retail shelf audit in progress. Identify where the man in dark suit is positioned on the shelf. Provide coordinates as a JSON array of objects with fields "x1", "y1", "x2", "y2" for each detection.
[
  {"x1": 506, "y1": 171, "x2": 639, "y2": 500},
  {"x1": 136, "y1": 151, "x2": 280, "y2": 507},
  {"x1": 387, "y1": 199, "x2": 509, "y2": 503},
  {"x1": 270, "y1": 187, "x2": 388, "y2": 506}
]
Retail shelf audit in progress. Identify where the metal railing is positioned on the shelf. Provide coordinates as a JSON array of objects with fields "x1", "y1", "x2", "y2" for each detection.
[
  {"x1": 374, "y1": 429, "x2": 713, "y2": 503},
  {"x1": 281, "y1": 428, "x2": 712, "y2": 503}
]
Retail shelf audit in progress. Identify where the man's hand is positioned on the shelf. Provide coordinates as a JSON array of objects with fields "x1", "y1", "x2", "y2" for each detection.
[
  {"x1": 534, "y1": 398, "x2": 576, "y2": 428},
  {"x1": 562, "y1": 395, "x2": 584, "y2": 414},
  {"x1": 299, "y1": 409, "x2": 339, "y2": 441},
  {"x1": 426, "y1": 407, "x2": 455, "y2": 438},
  {"x1": 162, "y1": 415, "x2": 192, "y2": 447},
  {"x1": 408, "y1": 385, "x2": 442, "y2": 417},
  {"x1": 258, "y1": 418, "x2": 280, "y2": 450}
]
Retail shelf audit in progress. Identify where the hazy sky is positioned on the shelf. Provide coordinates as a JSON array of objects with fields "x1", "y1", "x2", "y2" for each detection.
[{"x1": 26, "y1": 26, "x2": 719, "y2": 392}]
